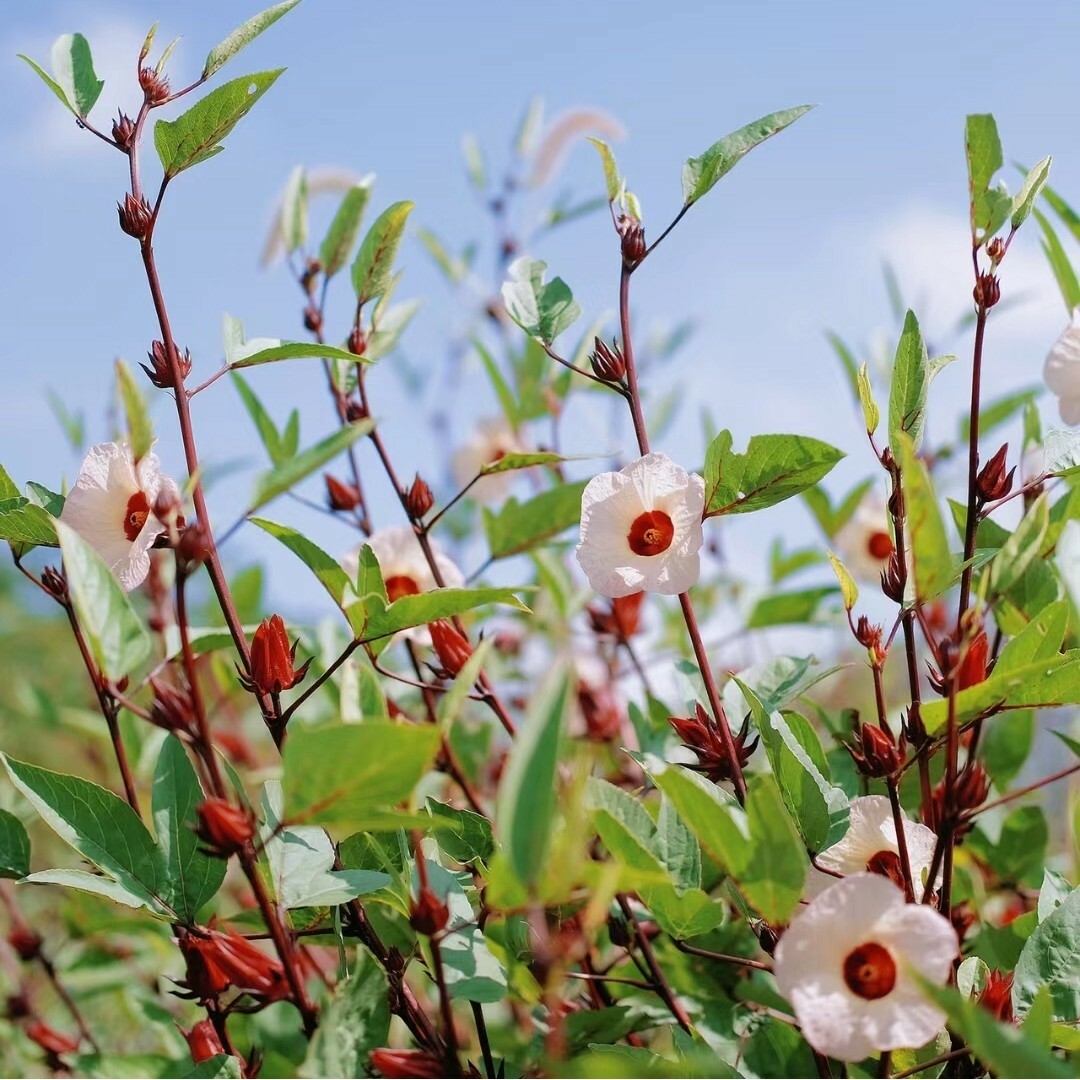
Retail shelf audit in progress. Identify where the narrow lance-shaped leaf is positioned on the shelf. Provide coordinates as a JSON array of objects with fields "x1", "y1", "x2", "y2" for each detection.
[
  {"x1": 0, "y1": 810, "x2": 30, "y2": 880},
  {"x1": 202, "y1": 0, "x2": 303, "y2": 78},
  {"x1": 895, "y1": 433, "x2": 953, "y2": 603},
  {"x1": 154, "y1": 69, "x2": 284, "y2": 177},
  {"x1": 55, "y1": 519, "x2": 151, "y2": 680},
  {"x1": 827, "y1": 551, "x2": 858, "y2": 611},
  {"x1": 1011, "y1": 155, "x2": 1052, "y2": 231},
  {"x1": 115, "y1": 360, "x2": 153, "y2": 463},
  {"x1": 681, "y1": 105, "x2": 813, "y2": 205},
  {"x1": 279, "y1": 165, "x2": 308, "y2": 255},
  {"x1": 319, "y1": 181, "x2": 372, "y2": 278},
  {"x1": 856, "y1": 361, "x2": 879, "y2": 435},
  {"x1": 587, "y1": 137, "x2": 622, "y2": 202},
  {"x1": 351, "y1": 201, "x2": 414, "y2": 307},
  {"x1": 888, "y1": 310, "x2": 935, "y2": 452}
]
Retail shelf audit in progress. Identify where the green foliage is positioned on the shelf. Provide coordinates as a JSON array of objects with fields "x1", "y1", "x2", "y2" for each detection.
[
  {"x1": 896, "y1": 432, "x2": 954, "y2": 602},
  {"x1": 155, "y1": 70, "x2": 285, "y2": 176},
  {"x1": 703, "y1": 430, "x2": 844, "y2": 517},
  {"x1": 319, "y1": 182, "x2": 372, "y2": 278},
  {"x1": 0, "y1": 809, "x2": 30, "y2": 879},
  {"x1": 888, "y1": 310, "x2": 953, "y2": 452},
  {"x1": 203, "y1": 0, "x2": 302, "y2": 79},
  {"x1": 1014, "y1": 884, "x2": 1080, "y2": 1022},
  {"x1": 351, "y1": 201, "x2": 414, "y2": 307},
  {"x1": 115, "y1": 361, "x2": 153, "y2": 463},
  {"x1": 501, "y1": 257, "x2": 582, "y2": 344},
  {"x1": 19, "y1": 33, "x2": 103, "y2": 118},
  {"x1": 483, "y1": 480, "x2": 588, "y2": 559},
  {"x1": 965, "y1": 113, "x2": 1010, "y2": 245}
]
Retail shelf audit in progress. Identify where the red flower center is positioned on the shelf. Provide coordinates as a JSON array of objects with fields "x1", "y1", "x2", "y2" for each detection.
[
  {"x1": 866, "y1": 850, "x2": 905, "y2": 890},
  {"x1": 124, "y1": 491, "x2": 151, "y2": 542},
  {"x1": 843, "y1": 941, "x2": 896, "y2": 1000},
  {"x1": 867, "y1": 530, "x2": 893, "y2": 560},
  {"x1": 385, "y1": 574, "x2": 422, "y2": 603},
  {"x1": 627, "y1": 510, "x2": 674, "y2": 557}
]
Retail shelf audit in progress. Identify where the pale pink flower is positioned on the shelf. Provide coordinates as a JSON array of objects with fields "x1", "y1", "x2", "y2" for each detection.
[
  {"x1": 774, "y1": 873, "x2": 957, "y2": 1061},
  {"x1": 1045, "y1": 306, "x2": 1080, "y2": 425},
  {"x1": 59, "y1": 441, "x2": 179, "y2": 591},
  {"x1": 450, "y1": 417, "x2": 526, "y2": 504},
  {"x1": 343, "y1": 525, "x2": 464, "y2": 644},
  {"x1": 576, "y1": 453, "x2": 704, "y2": 597}
]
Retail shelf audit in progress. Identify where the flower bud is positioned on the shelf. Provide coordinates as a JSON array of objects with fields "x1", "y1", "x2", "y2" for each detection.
[
  {"x1": 957, "y1": 630, "x2": 989, "y2": 691},
  {"x1": 588, "y1": 591, "x2": 645, "y2": 639},
  {"x1": 669, "y1": 703, "x2": 758, "y2": 784},
  {"x1": 117, "y1": 193, "x2": 153, "y2": 239},
  {"x1": 902, "y1": 704, "x2": 929, "y2": 750},
  {"x1": 577, "y1": 682, "x2": 623, "y2": 742},
  {"x1": 149, "y1": 675, "x2": 195, "y2": 736},
  {"x1": 325, "y1": 474, "x2": 362, "y2": 512},
  {"x1": 879, "y1": 550, "x2": 905, "y2": 603},
  {"x1": 922, "y1": 761, "x2": 989, "y2": 838},
  {"x1": 410, "y1": 886, "x2": 450, "y2": 936},
  {"x1": 986, "y1": 236, "x2": 1006, "y2": 265},
  {"x1": 617, "y1": 215, "x2": 646, "y2": 268},
  {"x1": 347, "y1": 327, "x2": 368, "y2": 356},
  {"x1": 111, "y1": 110, "x2": 136, "y2": 151},
  {"x1": 404, "y1": 474, "x2": 435, "y2": 520},
  {"x1": 951, "y1": 900, "x2": 977, "y2": 940},
  {"x1": 195, "y1": 798, "x2": 255, "y2": 858},
  {"x1": 973, "y1": 271, "x2": 1001, "y2": 309},
  {"x1": 239, "y1": 615, "x2": 311, "y2": 697},
  {"x1": 847, "y1": 718, "x2": 906, "y2": 778},
  {"x1": 7, "y1": 926, "x2": 42, "y2": 961},
  {"x1": 141, "y1": 339, "x2": 192, "y2": 389},
  {"x1": 176, "y1": 519, "x2": 213, "y2": 571},
  {"x1": 178, "y1": 925, "x2": 289, "y2": 1001},
  {"x1": 182, "y1": 1020, "x2": 226, "y2": 1064},
  {"x1": 854, "y1": 616, "x2": 885, "y2": 664},
  {"x1": 40, "y1": 565, "x2": 68, "y2": 603},
  {"x1": 978, "y1": 969, "x2": 1013, "y2": 1023},
  {"x1": 429, "y1": 620, "x2": 472, "y2": 680},
  {"x1": 5, "y1": 993, "x2": 30, "y2": 1020},
  {"x1": 976, "y1": 443, "x2": 1015, "y2": 504},
  {"x1": 303, "y1": 305, "x2": 322, "y2": 334},
  {"x1": 138, "y1": 66, "x2": 171, "y2": 106},
  {"x1": 368, "y1": 1049, "x2": 446, "y2": 1079},
  {"x1": 345, "y1": 400, "x2": 369, "y2": 423},
  {"x1": 589, "y1": 337, "x2": 626, "y2": 383}
]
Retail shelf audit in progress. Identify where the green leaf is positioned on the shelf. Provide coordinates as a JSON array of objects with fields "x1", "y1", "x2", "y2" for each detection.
[
  {"x1": 232, "y1": 372, "x2": 286, "y2": 465},
  {"x1": 856, "y1": 361, "x2": 879, "y2": 435},
  {"x1": 231, "y1": 340, "x2": 371, "y2": 370},
  {"x1": 21, "y1": 868, "x2": 161, "y2": 912},
  {"x1": 1035, "y1": 210, "x2": 1080, "y2": 313},
  {"x1": 966, "y1": 114, "x2": 1010, "y2": 245},
  {"x1": 249, "y1": 420, "x2": 373, "y2": 513},
  {"x1": 2, "y1": 756, "x2": 172, "y2": 917},
  {"x1": 483, "y1": 480, "x2": 588, "y2": 560},
  {"x1": 152, "y1": 737, "x2": 225, "y2": 923},
  {"x1": 115, "y1": 361, "x2": 153, "y2": 463},
  {"x1": 479, "y1": 451, "x2": 566, "y2": 476},
  {"x1": 960, "y1": 386, "x2": 1041, "y2": 443},
  {"x1": 56, "y1": 520, "x2": 151, "y2": 680},
  {"x1": 154, "y1": 69, "x2": 284, "y2": 177},
  {"x1": 826, "y1": 551, "x2": 859, "y2": 610},
  {"x1": 249, "y1": 518, "x2": 355, "y2": 615},
  {"x1": 279, "y1": 165, "x2": 308, "y2": 254},
  {"x1": 1014, "y1": 884, "x2": 1080, "y2": 1021},
  {"x1": 681, "y1": 106, "x2": 813, "y2": 205},
  {"x1": 18, "y1": 53, "x2": 77, "y2": 115},
  {"x1": 896, "y1": 433, "x2": 954, "y2": 602},
  {"x1": 501, "y1": 257, "x2": 582, "y2": 345},
  {"x1": 1012, "y1": 155, "x2": 1052, "y2": 230},
  {"x1": 988, "y1": 493, "x2": 1049, "y2": 596},
  {"x1": 261, "y1": 781, "x2": 389, "y2": 908},
  {"x1": 920, "y1": 981, "x2": 1072, "y2": 1078},
  {"x1": 1045, "y1": 429, "x2": 1080, "y2": 476},
  {"x1": 362, "y1": 586, "x2": 529, "y2": 644},
  {"x1": 968, "y1": 806, "x2": 1048, "y2": 886},
  {"x1": 0, "y1": 502, "x2": 58, "y2": 549},
  {"x1": 351, "y1": 201, "x2": 414, "y2": 307},
  {"x1": 746, "y1": 586, "x2": 837, "y2": 628},
  {"x1": 51, "y1": 33, "x2": 104, "y2": 117},
  {"x1": 427, "y1": 799, "x2": 494, "y2": 866},
  {"x1": 319, "y1": 182, "x2": 372, "y2": 278},
  {"x1": 588, "y1": 137, "x2": 622, "y2": 201},
  {"x1": 703, "y1": 431, "x2": 844, "y2": 517},
  {"x1": 202, "y1": 0, "x2": 302, "y2": 78},
  {"x1": 888, "y1": 310, "x2": 944, "y2": 452},
  {"x1": 496, "y1": 672, "x2": 568, "y2": 890},
  {"x1": 0, "y1": 810, "x2": 30, "y2": 879},
  {"x1": 300, "y1": 954, "x2": 390, "y2": 1079},
  {"x1": 282, "y1": 722, "x2": 440, "y2": 833}
]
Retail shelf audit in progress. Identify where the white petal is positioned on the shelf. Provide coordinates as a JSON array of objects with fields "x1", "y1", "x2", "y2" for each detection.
[
  {"x1": 649, "y1": 550, "x2": 700, "y2": 595},
  {"x1": 624, "y1": 452, "x2": 691, "y2": 505},
  {"x1": 1045, "y1": 311, "x2": 1080, "y2": 398},
  {"x1": 816, "y1": 796, "x2": 895, "y2": 875},
  {"x1": 1059, "y1": 395, "x2": 1080, "y2": 426},
  {"x1": 878, "y1": 902, "x2": 958, "y2": 985}
]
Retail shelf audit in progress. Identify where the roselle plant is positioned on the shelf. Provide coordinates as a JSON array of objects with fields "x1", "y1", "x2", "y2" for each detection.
[{"x1": 4, "y1": 4, "x2": 1080, "y2": 1078}]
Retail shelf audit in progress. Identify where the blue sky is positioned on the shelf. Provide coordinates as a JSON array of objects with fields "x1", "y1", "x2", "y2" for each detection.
[{"x1": 3, "y1": 0, "x2": 1079, "y2": 615}]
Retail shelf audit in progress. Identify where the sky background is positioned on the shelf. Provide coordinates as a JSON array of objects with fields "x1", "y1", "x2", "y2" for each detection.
[{"x1": 3, "y1": 0, "x2": 1080, "y2": 620}]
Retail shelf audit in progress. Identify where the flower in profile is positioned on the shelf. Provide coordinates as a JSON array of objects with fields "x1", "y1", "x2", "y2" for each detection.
[
  {"x1": 576, "y1": 453, "x2": 705, "y2": 597},
  {"x1": 428, "y1": 620, "x2": 473, "y2": 680},
  {"x1": 450, "y1": 417, "x2": 526, "y2": 503},
  {"x1": 239, "y1": 615, "x2": 311, "y2": 697},
  {"x1": 195, "y1": 798, "x2": 256, "y2": 858},
  {"x1": 834, "y1": 494, "x2": 894, "y2": 582},
  {"x1": 775, "y1": 873, "x2": 957, "y2": 1061},
  {"x1": 1044, "y1": 306, "x2": 1080, "y2": 424},
  {"x1": 181, "y1": 1019, "x2": 225, "y2": 1064},
  {"x1": 59, "y1": 441, "x2": 180, "y2": 591},
  {"x1": 178, "y1": 926, "x2": 289, "y2": 1002},
  {"x1": 810, "y1": 796, "x2": 941, "y2": 897},
  {"x1": 344, "y1": 526, "x2": 464, "y2": 644}
]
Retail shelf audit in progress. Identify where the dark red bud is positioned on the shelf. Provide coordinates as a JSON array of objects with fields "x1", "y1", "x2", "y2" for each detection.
[
  {"x1": 404, "y1": 474, "x2": 435, "y2": 520},
  {"x1": 879, "y1": 551, "x2": 905, "y2": 603},
  {"x1": 589, "y1": 337, "x2": 626, "y2": 383},
  {"x1": 617, "y1": 215, "x2": 646, "y2": 268},
  {"x1": 118, "y1": 192, "x2": 153, "y2": 239},
  {"x1": 111, "y1": 110, "x2": 136, "y2": 151},
  {"x1": 669, "y1": 703, "x2": 758, "y2": 784},
  {"x1": 195, "y1": 798, "x2": 255, "y2": 858},
  {"x1": 345, "y1": 400, "x2": 369, "y2": 423},
  {"x1": 141, "y1": 339, "x2": 192, "y2": 389},
  {"x1": 986, "y1": 236, "x2": 1006, "y2": 265},
  {"x1": 239, "y1": 615, "x2": 311, "y2": 697},
  {"x1": 40, "y1": 565, "x2": 68, "y2": 603},
  {"x1": 7, "y1": 926, "x2": 42, "y2": 961},
  {"x1": 410, "y1": 887, "x2": 450, "y2": 936},
  {"x1": 325, "y1": 474, "x2": 362, "y2": 512},
  {"x1": 138, "y1": 66, "x2": 171, "y2": 106},
  {"x1": 429, "y1": 620, "x2": 473, "y2": 680},
  {"x1": 847, "y1": 719, "x2": 906, "y2": 778},
  {"x1": 25, "y1": 1020, "x2": 80, "y2": 1056},
  {"x1": 957, "y1": 631, "x2": 989, "y2": 691},
  {"x1": 176, "y1": 519, "x2": 213, "y2": 570},
  {"x1": 369, "y1": 1049, "x2": 447, "y2": 1079},
  {"x1": 303, "y1": 305, "x2": 323, "y2": 334},
  {"x1": 976, "y1": 444, "x2": 1015, "y2": 504},
  {"x1": 978, "y1": 969, "x2": 1014, "y2": 1023},
  {"x1": 183, "y1": 1019, "x2": 225, "y2": 1064},
  {"x1": 347, "y1": 327, "x2": 368, "y2": 356},
  {"x1": 973, "y1": 271, "x2": 1001, "y2": 309},
  {"x1": 178, "y1": 926, "x2": 289, "y2": 1002},
  {"x1": 149, "y1": 675, "x2": 195, "y2": 735},
  {"x1": 577, "y1": 683, "x2": 623, "y2": 742},
  {"x1": 854, "y1": 616, "x2": 885, "y2": 663}
]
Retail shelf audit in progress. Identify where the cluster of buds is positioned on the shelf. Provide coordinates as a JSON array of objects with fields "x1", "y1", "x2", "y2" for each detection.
[
  {"x1": 669, "y1": 703, "x2": 758, "y2": 784},
  {"x1": 922, "y1": 761, "x2": 989, "y2": 837},
  {"x1": 973, "y1": 271, "x2": 1001, "y2": 309},
  {"x1": 577, "y1": 682, "x2": 623, "y2": 742},
  {"x1": 853, "y1": 615, "x2": 886, "y2": 665},
  {"x1": 975, "y1": 443, "x2": 1015, "y2": 505},
  {"x1": 587, "y1": 591, "x2": 645, "y2": 639},
  {"x1": 325, "y1": 474, "x2": 362, "y2": 513},
  {"x1": 238, "y1": 615, "x2": 311, "y2": 697},
  {"x1": 138, "y1": 65, "x2": 171, "y2": 106},
  {"x1": 141, "y1": 339, "x2": 192, "y2": 389},
  {"x1": 928, "y1": 630, "x2": 989, "y2": 696},
  {"x1": 429, "y1": 620, "x2": 473, "y2": 681},
  {"x1": 195, "y1": 798, "x2": 256, "y2": 858},
  {"x1": 409, "y1": 886, "x2": 450, "y2": 936},
  {"x1": 847, "y1": 717, "x2": 906, "y2": 778},
  {"x1": 117, "y1": 193, "x2": 153, "y2": 239},
  {"x1": 368, "y1": 1049, "x2": 448, "y2": 1079},
  {"x1": 181, "y1": 1020, "x2": 226, "y2": 1065},
  {"x1": 177, "y1": 925, "x2": 289, "y2": 1003},
  {"x1": 589, "y1": 337, "x2": 626, "y2": 383},
  {"x1": 617, "y1": 214, "x2": 646, "y2": 268},
  {"x1": 111, "y1": 110, "x2": 135, "y2": 151},
  {"x1": 404, "y1": 474, "x2": 434, "y2": 520}
]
